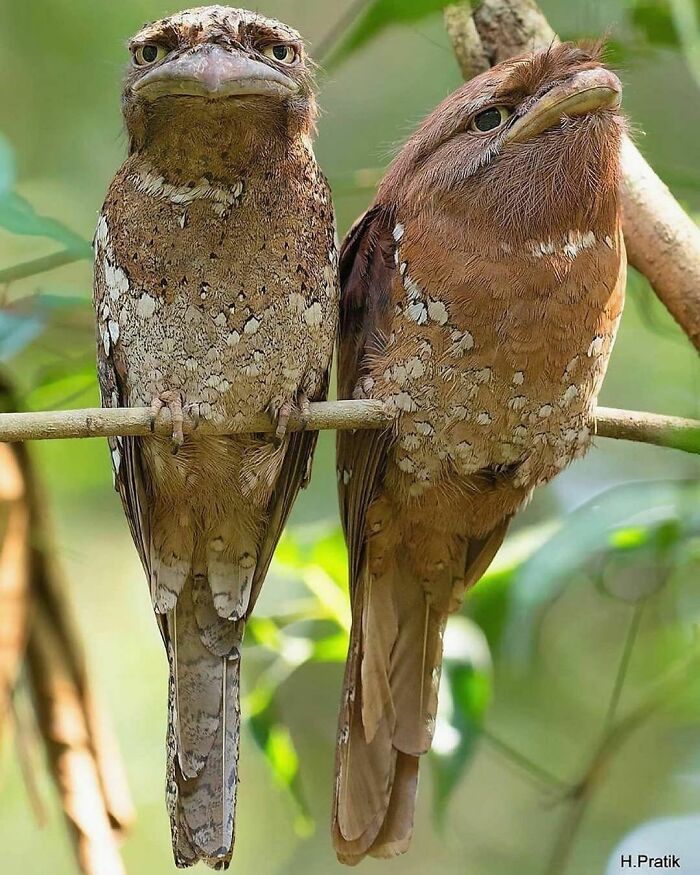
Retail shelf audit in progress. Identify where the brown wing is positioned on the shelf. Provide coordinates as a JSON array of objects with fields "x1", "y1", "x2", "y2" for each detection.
[
  {"x1": 336, "y1": 205, "x2": 397, "y2": 586},
  {"x1": 250, "y1": 367, "x2": 332, "y2": 610},
  {"x1": 95, "y1": 325, "x2": 151, "y2": 575}
]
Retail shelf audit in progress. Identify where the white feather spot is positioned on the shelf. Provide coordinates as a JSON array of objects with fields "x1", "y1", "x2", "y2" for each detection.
[
  {"x1": 303, "y1": 302, "x2": 323, "y2": 327},
  {"x1": 588, "y1": 336, "x2": 605, "y2": 357},
  {"x1": 289, "y1": 292, "x2": 305, "y2": 313},
  {"x1": 393, "y1": 223, "x2": 405, "y2": 242},
  {"x1": 104, "y1": 260, "x2": 129, "y2": 301},
  {"x1": 111, "y1": 445, "x2": 121, "y2": 473},
  {"x1": 561, "y1": 385, "x2": 579, "y2": 406},
  {"x1": 406, "y1": 357, "x2": 425, "y2": 379},
  {"x1": 415, "y1": 421, "x2": 434, "y2": 435},
  {"x1": 136, "y1": 294, "x2": 157, "y2": 319},
  {"x1": 244, "y1": 316, "x2": 261, "y2": 334},
  {"x1": 395, "y1": 391, "x2": 417, "y2": 412},
  {"x1": 449, "y1": 329, "x2": 474, "y2": 356},
  {"x1": 406, "y1": 302, "x2": 428, "y2": 324},
  {"x1": 427, "y1": 299, "x2": 449, "y2": 325},
  {"x1": 538, "y1": 404, "x2": 553, "y2": 418},
  {"x1": 404, "y1": 276, "x2": 423, "y2": 302},
  {"x1": 513, "y1": 371, "x2": 524, "y2": 385},
  {"x1": 95, "y1": 215, "x2": 109, "y2": 249}
]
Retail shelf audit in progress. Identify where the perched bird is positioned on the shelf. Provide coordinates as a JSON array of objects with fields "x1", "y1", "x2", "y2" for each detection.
[
  {"x1": 93, "y1": 6, "x2": 338, "y2": 868},
  {"x1": 333, "y1": 42, "x2": 625, "y2": 864}
]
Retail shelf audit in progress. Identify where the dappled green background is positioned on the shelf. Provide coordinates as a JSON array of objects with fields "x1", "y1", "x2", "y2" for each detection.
[{"x1": 1, "y1": 1, "x2": 700, "y2": 874}]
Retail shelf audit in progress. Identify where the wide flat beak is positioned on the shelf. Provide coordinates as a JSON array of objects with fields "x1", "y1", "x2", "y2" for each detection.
[
  {"x1": 132, "y1": 44, "x2": 299, "y2": 100},
  {"x1": 504, "y1": 67, "x2": 621, "y2": 144}
]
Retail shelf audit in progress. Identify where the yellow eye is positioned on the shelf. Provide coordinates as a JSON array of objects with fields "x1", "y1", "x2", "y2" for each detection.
[
  {"x1": 470, "y1": 106, "x2": 512, "y2": 133},
  {"x1": 262, "y1": 44, "x2": 298, "y2": 65},
  {"x1": 133, "y1": 44, "x2": 168, "y2": 67}
]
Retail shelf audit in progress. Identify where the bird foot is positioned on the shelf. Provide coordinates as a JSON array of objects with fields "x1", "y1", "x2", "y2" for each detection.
[
  {"x1": 274, "y1": 400, "x2": 293, "y2": 444},
  {"x1": 184, "y1": 402, "x2": 202, "y2": 432},
  {"x1": 273, "y1": 393, "x2": 311, "y2": 444},
  {"x1": 298, "y1": 393, "x2": 311, "y2": 429},
  {"x1": 150, "y1": 390, "x2": 186, "y2": 454}
]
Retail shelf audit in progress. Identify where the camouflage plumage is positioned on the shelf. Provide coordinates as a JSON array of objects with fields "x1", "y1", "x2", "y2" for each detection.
[
  {"x1": 333, "y1": 43, "x2": 626, "y2": 864},
  {"x1": 93, "y1": 7, "x2": 338, "y2": 868}
]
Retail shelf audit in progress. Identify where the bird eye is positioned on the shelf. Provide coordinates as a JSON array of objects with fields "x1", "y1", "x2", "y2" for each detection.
[
  {"x1": 262, "y1": 44, "x2": 298, "y2": 65},
  {"x1": 133, "y1": 44, "x2": 168, "y2": 67},
  {"x1": 470, "y1": 106, "x2": 512, "y2": 133}
]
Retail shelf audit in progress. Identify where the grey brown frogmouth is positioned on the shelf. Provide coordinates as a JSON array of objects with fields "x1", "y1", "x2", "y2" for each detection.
[{"x1": 93, "y1": 6, "x2": 338, "y2": 868}]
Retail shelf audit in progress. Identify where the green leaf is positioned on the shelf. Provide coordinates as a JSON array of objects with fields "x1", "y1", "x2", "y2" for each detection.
[
  {"x1": 248, "y1": 699, "x2": 314, "y2": 836},
  {"x1": 0, "y1": 134, "x2": 15, "y2": 199},
  {"x1": 430, "y1": 617, "x2": 492, "y2": 823},
  {"x1": 504, "y1": 481, "x2": 700, "y2": 659},
  {"x1": 309, "y1": 528, "x2": 348, "y2": 591},
  {"x1": 631, "y1": 0, "x2": 679, "y2": 47},
  {"x1": 325, "y1": 0, "x2": 459, "y2": 70},
  {"x1": 0, "y1": 311, "x2": 45, "y2": 361},
  {"x1": 0, "y1": 192, "x2": 91, "y2": 257},
  {"x1": 466, "y1": 522, "x2": 556, "y2": 652},
  {"x1": 311, "y1": 630, "x2": 348, "y2": 662}
]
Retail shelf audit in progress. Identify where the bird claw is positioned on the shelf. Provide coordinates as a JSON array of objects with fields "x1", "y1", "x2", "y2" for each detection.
[
  {"x1": 184, "y1": 402, "x2": 201, "y2": 432},
  {"x1": 150, "y1": 391, "x2": 185, "y2": 454},
  {"x1": 274, "y1": 401, "x2": 292, "y2": 445},
  {"x1": 298, "y1": 393, "x2": 311, "y2": 430}
]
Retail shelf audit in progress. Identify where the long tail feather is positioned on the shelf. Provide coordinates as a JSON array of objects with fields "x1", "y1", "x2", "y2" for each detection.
[
  {"x1": 333, "y1": 523, "x2": 509, "y2": 865},
  {"x1": 166, "y1": 579, "x2": 241, "y2": 870},
  {"x1": 332, "y1": 554, "x2": 443, "y2": 864}
]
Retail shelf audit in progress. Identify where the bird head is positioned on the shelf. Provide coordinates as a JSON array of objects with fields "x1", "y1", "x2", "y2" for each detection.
[
  {"x1": 379, "y1": 42, "x2": 624, "y2": 240},
  {"x1": 122, "y1": 6, "x2": 317, "y2": 165}
]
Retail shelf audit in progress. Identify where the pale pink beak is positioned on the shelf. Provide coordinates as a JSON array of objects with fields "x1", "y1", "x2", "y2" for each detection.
[{"x1": 132, "y1": 45, "x2": 298, "y2": 100}]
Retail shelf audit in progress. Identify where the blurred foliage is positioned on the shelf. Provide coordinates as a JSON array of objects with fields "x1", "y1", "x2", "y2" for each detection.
[
  {"x1": 322, "y1": 0, "x2": 457, "y2": 68},
  {"x1": 1, "y1": 1, "x2": 700, "y2": 874}
]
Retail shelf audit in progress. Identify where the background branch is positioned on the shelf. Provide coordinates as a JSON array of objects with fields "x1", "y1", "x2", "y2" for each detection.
[
  {"x1": 0, "y1": 401, "x2": 697, "y2": 455},
  {"x1": 444, "y1": 0, "x2": 700, "y2": 351}
]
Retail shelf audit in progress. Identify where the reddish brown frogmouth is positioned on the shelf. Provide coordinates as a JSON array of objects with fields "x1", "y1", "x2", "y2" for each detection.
[
  {"x1": 93, "y1": 7, "x2": 338, "y2": 869},
  {"x1": 333, "y1": 42, "x2": 625, "y2": 864}
]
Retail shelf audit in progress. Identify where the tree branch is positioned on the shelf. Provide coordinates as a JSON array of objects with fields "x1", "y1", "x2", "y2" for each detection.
[
  {"x1": 0, "y1": 401, "x2": 697, "y2": 455},
  {"x1": 0, "y1": 250, "x2": 86, "y2": 285},
  {"x1": 444, "y1": 0, "x2": 700, "y2": 351}
]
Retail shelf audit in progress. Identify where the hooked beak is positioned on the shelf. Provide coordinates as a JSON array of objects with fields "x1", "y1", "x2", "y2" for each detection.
[
  {"x1": 131, "y1": 44, "x2": 299, "y2": 100},
  {"x1": 504, "y1": 67, "x2": 621, "y2": 144}
]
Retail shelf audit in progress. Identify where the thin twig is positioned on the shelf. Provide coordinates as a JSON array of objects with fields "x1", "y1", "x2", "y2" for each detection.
[
  {"x1": 316, "y1": 0, "x2": 370, "y2": 63},
  {"x1": 601, "y1": 603, "x2": 644, "y2": 736},
  {"x1": 0, "y1": 401, "x2": 698, "y2": 454},
  {"x1": 481, "y1": 727, "x2": 570, "y2": 794},
  {"x1": 0, "y1": 250, "x2": 87, "y2": 285}
]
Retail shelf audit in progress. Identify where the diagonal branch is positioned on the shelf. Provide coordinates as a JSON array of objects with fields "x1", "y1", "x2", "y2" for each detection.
[
  {"x1": 0, "y1": 401, "x2": 698, "y2": 455},
  {"x1": 444, "y1": 0, "x2": 700, "y2": 351}
]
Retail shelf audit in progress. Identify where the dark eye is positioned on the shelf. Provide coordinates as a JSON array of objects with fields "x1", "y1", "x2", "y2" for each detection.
[
  {"x1": 470, "y1": 106, "x2": 512, "y2": 133},
  {"x1": 133, "y1": 44, "x2": 167, "y2": 66},
  {"x1": 263, "y1": 44, "x2": 298, "y2": 65}
]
